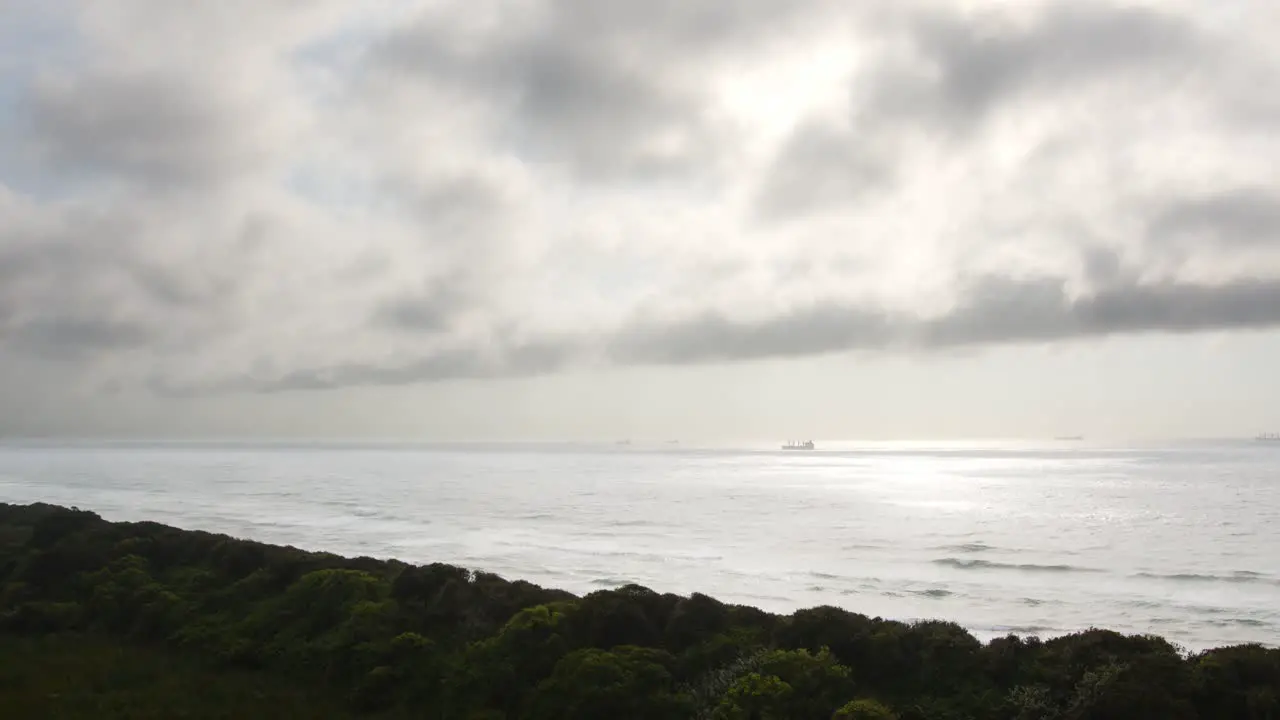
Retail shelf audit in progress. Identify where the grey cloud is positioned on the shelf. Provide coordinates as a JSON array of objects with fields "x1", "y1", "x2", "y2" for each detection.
[
  {"x1": 370, "y1": 173, "x2": 527, "y2": 336},
  {"x1": 865, "y1": 3, "x2": 1199, "y2": 131},
  {"x1": 400, "y1": 174, "x2": 511, "y2": 226},
  {"x1": 608, "y1": 273, "x2": 1280, "y2": 366},
  {"x1": 154, "y1": 335, "x2": 583, "y2": 395},
  {"x1": 371, "y1": 0, "x2": 826, "y2": 179},
  {"x1": 24, "y1": 70, "x2": 261, "y2": 188},
  {"x1": 375, "y1": 32, "x2": 701, "y2": 178},
  {"x1": 173, "y1": 269, "x2": 1280, "y2": 394},
  {"x1": 1072, "y1": 277, "x2": 1280, "y2": 335},
  {"x1": 1147, "y1": 188, "x2": 1280, "y2": 249},
  {"x1": 383, "y1": 172, "x2": 518, "y2": 257},
  {"x1": 0, "y1": 207, "x2": 251, "y2": 364},
  {"x1": 373, "y1": 278, "x2": 470, "y2": 333},
  {"x1": 753, "y1": 121, "x2": 893, "y2": 220},
  {"x1": 610, "y1": 305, "x2": 894, "y2": 365},
  {"x1": 6, "y1": 316, "x2": 154, "y2": 361},
  {"x1": 149, "y1": 267, "x2": 1280, "y2": 395}
]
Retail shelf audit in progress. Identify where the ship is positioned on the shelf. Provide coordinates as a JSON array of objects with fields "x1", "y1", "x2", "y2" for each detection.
[
  {"x1": 782, "y1": 440, "x2": 815, "y2": 451},
  {"x1": 1257, "y1": 433, "x2": 1280, "y2": 441}
]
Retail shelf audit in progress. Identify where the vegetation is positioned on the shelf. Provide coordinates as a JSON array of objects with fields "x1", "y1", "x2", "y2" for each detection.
[
  {"x1": 1, "y1": 502, "x2": 1278, "y2": 718},
  {"x1": 0, "y1": 634, "x2": 362, "y2": 718}
]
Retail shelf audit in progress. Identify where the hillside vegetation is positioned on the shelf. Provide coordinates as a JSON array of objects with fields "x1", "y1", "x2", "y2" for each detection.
[{"x1": 1, "y1": 502, "x2": 1277, "y2": 719}]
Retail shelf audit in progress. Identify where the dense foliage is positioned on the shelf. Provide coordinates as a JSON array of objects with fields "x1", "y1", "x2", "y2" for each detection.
[
  {"x1": 0, "y1": 633, "x2": 360, "y2": 718},
  {"x1": 1, "y1": 502, "x2": 1278, "y2": 718}
]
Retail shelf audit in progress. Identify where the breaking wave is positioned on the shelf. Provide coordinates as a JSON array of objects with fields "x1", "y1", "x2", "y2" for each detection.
[
  {"x1": 933, "y1": 558, "x2": 1099, "y2": 573},
  {"x1": 1133, "y1": 571, "x2": 1278, "y2": 585}
]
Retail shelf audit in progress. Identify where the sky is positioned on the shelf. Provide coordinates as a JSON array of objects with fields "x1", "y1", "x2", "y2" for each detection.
[{"x1": 1, "y1": 0, "x2": 1279, "y2": 441}]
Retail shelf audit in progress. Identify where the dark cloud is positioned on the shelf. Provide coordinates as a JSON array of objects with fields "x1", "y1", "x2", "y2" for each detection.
[
  {"x1": 1147, "y1": 188, "x2": 1280, "y2": 249},
  {"x1": 0, "y1": 206, "x2": 250, "y2": 364},
  {"x1": 607, "y1": 273, "x2": 1280, "y2": 366},
  {"x1": 24, "y1": 70, "x2": 261, "y2": 188},
  {"x1": 375, "y1": 32, "x2": 702, "y2": 178},
  {"x1": 154, "y1": 335, "x2": 583, "y2": 395},
  {"x1": 6, "y1": 316, "x2": 154, "y2": 361},
  {"x1": 753, "y1": 121, "x2": 892, "y2": 220},
  {"x1": 373, "y1": 278, "x2": 469, "y2": 333},
  {"x1": 610, "y1": 304, "x2": 894, "y2": 364},
  {"x1": 864, "y1": 3, "x2": 1199, "y2": 131},
  {"x1": 168, "y1": 268, "x2": 1280, "y2": 394}
]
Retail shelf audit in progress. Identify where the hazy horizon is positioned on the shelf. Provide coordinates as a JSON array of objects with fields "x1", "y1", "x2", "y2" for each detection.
[{"x1": 3, "y1": 1, "x2": 1280, "y2": 439}]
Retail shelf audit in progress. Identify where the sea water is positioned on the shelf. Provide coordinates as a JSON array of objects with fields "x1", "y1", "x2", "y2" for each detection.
[{"x1": 1, "y1": 439, "x2": 1277, "y2": 651}]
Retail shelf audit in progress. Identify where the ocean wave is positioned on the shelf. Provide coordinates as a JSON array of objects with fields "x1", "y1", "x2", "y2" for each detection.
[
  {"x1": 1207, "y1": 617, "x2": 1270, "y2": 628},
  {"x1": 937, "y1": 542, "x2": 998, "y2": 553},
  {"x1": 984, "y1": 624, "x2": 1055, "y2": 636},
  {"x1": 492, "y1": 540, "x2": 723, "y2": 563},
  {"x1": 589, "y1": 577, "x2": 633, "y2": 587},
  {"x1": 932, "y1": 558, "x2": 1098, "y2": 573},
  {"x1": 610, "y1": 519, "x2": 657, "y2": 528},
  {"x1": 735, "y1": 592, "x2": 796, "y2": 604},
  {"x1": 804, "y1": 571, "x2": 885, "y2": 590},
  {"x1": 1123, "y1": 599, "x2": 1261, "y2": 618},
  {"x1": 1134, "y1": 571, "x2": 1278, "y2": 585}
]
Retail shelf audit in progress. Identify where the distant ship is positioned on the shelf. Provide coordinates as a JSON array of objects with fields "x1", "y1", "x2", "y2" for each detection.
[
  {"x1": 1257, "y1": 433, "x2": 1280, "y2": 442},
  {"x1": 1055, "y1": 435, "x2": 1084, "y2": 441},
  {"x1": 782, "y1": 440, "x2": 815, "y2": 451}
]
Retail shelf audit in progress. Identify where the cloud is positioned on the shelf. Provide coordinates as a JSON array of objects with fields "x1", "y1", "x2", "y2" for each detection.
[
  {"x1": 373, "y1": 277, "x2": 471, "y2": 333},
  {"x1": 24, "y1": 70, "x2": 264, "y2": 189},
  {"x1": 610, "y1": 304, "x2": 894, "y2": 364},
  {"x1": 2, "y1": 0, "x2": 1279, "y2": 418},
  {"x1": 749, "y1": 2, "x2": 1207, "y2": 220},
  {"x1": 153, "y1": 334, "x2": 584, "y2": 395},
  {"x1": 1148, "y1": 188, "x2": 1280, "y2": 249},
  {"x1": 867, "y1": 3, "x2": 1201, "y2": 132},
  {"x1": 146, "y1": 266, "x2": 1280, "y2": 394},
  {"x1": 923, "y1": 274, "x2": 1280, "y2": 346},
  {"x1": 369, "y1": 0, "x2": 834, "y2": 180},
  {"x1": 7, "y1": 316, "x2": 154, "y2": 361},
  {"x1": 608, "y1": 272, "x2": 1280, "y2": 367},
  {"x1": 752, "y1": 121, "x2": 893, "y2": 220}
]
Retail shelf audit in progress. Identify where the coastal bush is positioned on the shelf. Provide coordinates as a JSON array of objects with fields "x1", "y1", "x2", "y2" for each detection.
[
  {"x1": 1, "y1": 502, "x2": 1278, "y2": 719},
  {"x1": 834, "y1": 698, "x2": 898, "y2": 719}
]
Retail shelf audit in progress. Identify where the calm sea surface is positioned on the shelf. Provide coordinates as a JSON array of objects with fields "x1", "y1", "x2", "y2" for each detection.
[{"x1": 2, "y1": 439, "x2": 1278, "y2": 651}]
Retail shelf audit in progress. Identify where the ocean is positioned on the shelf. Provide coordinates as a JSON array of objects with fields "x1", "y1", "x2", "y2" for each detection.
[{"x1": 1, "y1": 439, "x2": 1277, "y2": 651}]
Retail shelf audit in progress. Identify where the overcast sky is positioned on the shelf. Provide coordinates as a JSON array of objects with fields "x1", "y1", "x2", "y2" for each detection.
[{"x1": 2, "y1": 0, "x2": 1279, "y2": 441}]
